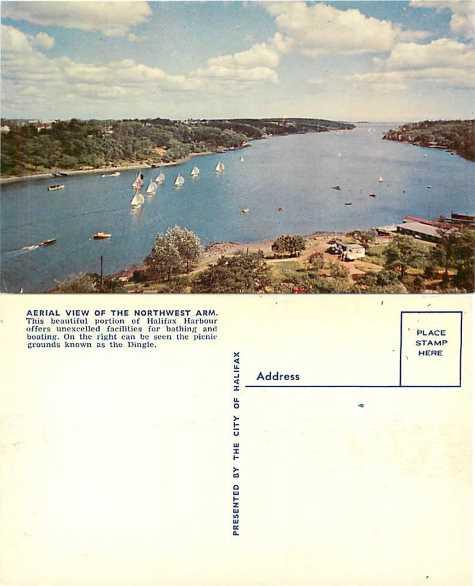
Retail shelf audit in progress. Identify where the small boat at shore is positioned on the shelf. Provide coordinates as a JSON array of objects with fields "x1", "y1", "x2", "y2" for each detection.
[
  {"x1": 48, "y1": 184, "x2": 64, "y2": 191},
  {"x1": 344, "y1": 202, "x2": 352, "y2": 206},
  {"x1": 102, "y1": 172, "x2": 120, "y2": 177},
  {"x1": 369, "y1": 193, "x2": 376, "y2": 198},
  {"x1": 40, "y1": 238, "x2": 57, "y2": 246},
  {"x1": 332, "y1": 185, "x2": 341, "y2": 191},
  {"x1": 93, "y1": 232, "x2": 111, "y2": 240},
  {"x1": 174, "y1": 174, "x2": 185, "y2": 187},
  {"x1": 240, "y1": 208, "x2": 250, "y2": 214},
  {"x1": 277, "y1": 207, "x2": 284, "y2": 212}
]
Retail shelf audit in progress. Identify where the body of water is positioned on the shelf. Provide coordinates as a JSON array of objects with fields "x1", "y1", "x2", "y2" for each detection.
[{"x1": 1, "y1": 124, "x2": 474, "y2": 292}]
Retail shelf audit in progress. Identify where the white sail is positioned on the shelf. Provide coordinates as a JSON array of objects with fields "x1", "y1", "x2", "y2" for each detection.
[
  {"x1": 378, "y1": 176, "x2": 384, "y2": 183},
  {"x1": 146, "y1": 181, "x2": 157, "y2": 195},
  {"x1": 215, "y1": 161, "x2": 225, "y2": 173},
  {"x1": 155, "y1": 172, "x2": 165, "y2": 184},
  {"x1": 174, "y1": 174, "x2": 185, "y2": 187},
  {"x1": 240, "y1": 156, "x2": 244, "y2": 162},
  {"x1": 132, "y1": 171, "x2": 144, "y2": 190},
  {"x1": 191, "y1": 166, "x2": 200, "y2": 177},
  {"x1": 130, "y1": 191, "x2": 145, "y2": 207}
]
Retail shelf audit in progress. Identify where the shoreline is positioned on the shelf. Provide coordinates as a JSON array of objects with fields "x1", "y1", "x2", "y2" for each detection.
[
  {"x1": 109, "y1": 230, "x2": 363, "y2": 282},
  {"x1": 35, "y1": 230, "x2": 376, "y2": 294},
  {"x1": 0, "y1": 127, "x2": 353, "y2": 185},
  {"x1": 0, "y1": 148, "x2": 239, "y2": 185}
]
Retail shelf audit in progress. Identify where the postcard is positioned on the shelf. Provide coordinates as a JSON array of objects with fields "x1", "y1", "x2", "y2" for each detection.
[{"x1": 0, "y1": 1, "x2": 473, "y2": 584}]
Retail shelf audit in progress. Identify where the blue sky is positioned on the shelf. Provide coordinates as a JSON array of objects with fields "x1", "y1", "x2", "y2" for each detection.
[{"x1": 2, "y1": 1, "x2": 474, "y2": 121}]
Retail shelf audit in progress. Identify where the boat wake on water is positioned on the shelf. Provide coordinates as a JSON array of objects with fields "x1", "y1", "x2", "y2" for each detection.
[
  {"x1": 22, "y1": 244, "x2": 41, "y2": 252},
  {"x1": 3, "y1": 244, "x2": 41, "y2": 258}
]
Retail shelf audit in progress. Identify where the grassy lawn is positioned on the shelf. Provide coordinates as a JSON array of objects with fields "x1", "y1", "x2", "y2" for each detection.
[
  {"x1": 269, "y1": 259, "x2": 307, "y2": 285},
  {"x1": 364, "y1": 243, "x2": 387, "y2": 266}
]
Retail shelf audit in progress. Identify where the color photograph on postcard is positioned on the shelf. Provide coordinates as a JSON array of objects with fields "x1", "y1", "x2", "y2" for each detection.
[{"x1": 1, "y1": 1, "x2": 474, "y2": 294}]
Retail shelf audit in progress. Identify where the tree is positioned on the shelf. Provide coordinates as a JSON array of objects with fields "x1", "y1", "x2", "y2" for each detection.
[
  {"x1": 352, "y1": 270, "x2": 406, "y2": 293},
  {"x1": 308, "y1": 252, "x2": 325, "y2": 273},
  {"x1": 428, "y1": 228, "x2": 475, "y2": 290},
  {"x1": 145, "y1": 234, "x2": 182, "y2": 281},
  {"x1": 312, "y1": 276, "x2": 351, "y2": 294},
  {"x1": 55, "y1": 273, "x2": 98, "y2": 293},
  {"x1": 327, "y1": 260, "x2": 350, "y2": 279},
  {"x1": 192, "y1": 252, "x2": 271, "y2": 293},
  {"x1": 272, "y1": 234, "x2": 306, "y2": 257},
  {"x1": 451, "y1": 229, "x2": 475, "y2": 290},
  {"x1": 145, "y1": 226, "x2": 202, "y2": 281},
  {"x1": 166, "y1": 226, "x2": 202, "y2": 273},
  {"x1": 429, "y1": 230, "x2": 460, "y2": 283},
  {"x1": 412, "y1": 275, "x2": 425, "y2": 292},
  {"x1": 383, "y1": 236, "x2": 426, "y2": 280},
  {"x1": 374, "y1": 269, "x2": 401, "y2": 287}
]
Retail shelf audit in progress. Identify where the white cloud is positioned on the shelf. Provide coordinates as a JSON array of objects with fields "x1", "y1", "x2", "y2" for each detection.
[
  {"x1": 352, "y1": 67, "x2": 475, "y2": 91},
  {"x1": 2, "y1": 24, "x2": 34, "y2": 53},
  {"x1": 410, "y1": 1, "x2": 475, "y2": 39},
  {"x1": 3, "y1": 1, "x2": 152, "y2": 37},
  {"x1": 33, "y1": 32, "x2": 55, "y2": 50},
  {"x1": 1, "y1": 23, "x2": 202, "y2": 116},
  {"x1": 398, "y1": 29, "x2": 434, "y2": 42},
  {"x1": 1, "y1": 21, "x2": 285, "y2": 119},
  {"x1": 351, "y1": 38, "x2": 475, "y2": 91},
  {"x1": 208, "y1": 41, "x2": 280, "y2": 70},
  {"x1": 192, "y1": 36, "x2": 286, "y2": 84},
  {"x1": 266, "y1": 2, "x2": 399, "y2": 56},
  {"x1": 383, "y1": 38, "x2": 475, "y2": 71}
]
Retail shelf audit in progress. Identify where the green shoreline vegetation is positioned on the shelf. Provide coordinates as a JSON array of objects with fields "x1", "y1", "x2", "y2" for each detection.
[
  {"x1": 54, "y1": 225, "x2": 475, "y2": 295},
  {"x1": 383, "y1": 119, "x2": 475, "y2": 161},
  {"x1": 4, "y1": 116, "x2": 473, "y2": 294},
  {"x1": 0, "y1": 117, "x2": 354, "y2": 178}
]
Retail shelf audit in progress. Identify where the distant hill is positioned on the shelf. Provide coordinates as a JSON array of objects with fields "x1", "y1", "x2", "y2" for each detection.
[
  {"x1": 0, "y1": 117, "x2": 354, "y2": 177},
  {"x1": 383, "y1": 120, "x2": 475, "y2": 161}
]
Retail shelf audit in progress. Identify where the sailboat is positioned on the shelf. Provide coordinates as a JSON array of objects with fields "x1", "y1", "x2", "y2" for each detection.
[
  {"x1": 146, "y1": 180, "x2": 157, "y2": 195},
  {"x1": 132, "y1": 171, "x2": 144, "y2": 190},
  {"x1": 190, "y1": 166, "x2": 200, "y2": 177},
  {"x1": 174, "y1": 174, "x2": 185, "y2": 187},
  {"x1": 215, "y1": 161, "x2": 225, "y2": 173},
  {"x1": 130, "y1": 190, "x2": 145, "y2": 208},
  {"x1": 155, "y1": 172, "x2": 165, "y2": 184},
  {"x1": 240, "y1": 156, "x2": 244, "y2": 162}
]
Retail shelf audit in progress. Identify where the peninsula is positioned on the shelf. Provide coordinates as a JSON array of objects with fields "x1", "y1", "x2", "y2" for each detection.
[
  {"x1": 383, "y1": 120, "x2": 475, "y2": 161},
  {"x1": 0, "y1": 117, "x2": 354, "y2": 179}
]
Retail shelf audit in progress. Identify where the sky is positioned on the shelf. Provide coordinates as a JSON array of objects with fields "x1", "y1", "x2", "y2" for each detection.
[{"x1": 1, "y1": 0, "x2": 474, "y2": 121}]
